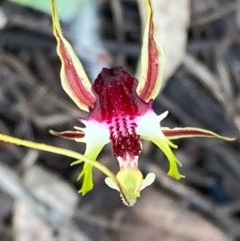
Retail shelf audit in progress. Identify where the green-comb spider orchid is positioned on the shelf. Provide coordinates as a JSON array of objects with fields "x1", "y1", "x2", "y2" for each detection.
[{"x1": 0, "y1": 0, "x2": 235, "y2": 206}]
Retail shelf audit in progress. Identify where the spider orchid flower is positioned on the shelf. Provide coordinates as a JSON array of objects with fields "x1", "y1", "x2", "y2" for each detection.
[{"x1": 0, "y1": 0, "x2": 235, "y2": 207}]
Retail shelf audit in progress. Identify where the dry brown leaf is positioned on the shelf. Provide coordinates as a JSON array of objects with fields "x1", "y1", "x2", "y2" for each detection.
[
  {"x1": 23, "y1": 165, "x2": 78, "y2": 217},
  {"x1": 14, "y1": 200, "x2": 55, "y2": 241},
  {"x1": 13, "y1": 166, "x2": 89, "y2": 241},
  {"x1": 117, "y1": 189, "x2": 232, "y2": 241}
]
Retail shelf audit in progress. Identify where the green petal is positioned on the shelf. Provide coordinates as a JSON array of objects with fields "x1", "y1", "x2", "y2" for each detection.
[
  {"x1": 71, "y1": 146, "x2": 102, "y2": 195},
  {"x1": 77, "y1": 163, "x2": 93, "y2": 195},
  {"x1": 71, "y1": 135, "x2": 108, "y2": 194},
  {"x1": 136, "y1": 111, "x2": 184, "y2": 179},
  {"x1": 76, "y1": 147, "x2": 101, "y2": 195},
  {"x1": 152, "y1": 137, "x2": 185, "y2": 180},
  {"x1": 71, "y1": 157, "x2": 117, "y2": 195},
  {"x1": 69, "y1": 120, "x2": 110, "y2": 194}
]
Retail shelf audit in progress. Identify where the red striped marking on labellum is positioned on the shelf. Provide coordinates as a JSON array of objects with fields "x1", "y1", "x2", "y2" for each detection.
[{"x1": 88, "y1": 67, "x2": 152, "y2": 168}]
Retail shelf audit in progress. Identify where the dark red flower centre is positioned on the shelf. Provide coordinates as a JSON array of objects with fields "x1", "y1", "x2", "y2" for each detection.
[
  {"x1": 89, "y1": 67, "x2": 150, "y2": 121},
  {"x1": 88, "y1": 67, "x2": 151, "y2": 163}
]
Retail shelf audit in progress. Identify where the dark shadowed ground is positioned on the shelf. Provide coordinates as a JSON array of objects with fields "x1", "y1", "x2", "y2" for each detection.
[{"x1": 0, "y1": 0, "x2": 239, "y2": 240}]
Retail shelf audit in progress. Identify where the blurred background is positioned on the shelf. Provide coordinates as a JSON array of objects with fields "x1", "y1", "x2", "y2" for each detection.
[{"x1": 0, "y1": 0, "x2": 239, "y2": 240}]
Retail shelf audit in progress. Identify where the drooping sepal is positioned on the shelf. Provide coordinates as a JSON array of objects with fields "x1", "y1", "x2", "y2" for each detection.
[
  {"x1": 51, "y1": 0, "x2": 96, "y2": 111},
  {"x1": 136, "y1": 0, "x2": 165, "y2": 102},
  {"x1": 162, "y1": 127, "x2": 236, "y2": 141}
]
